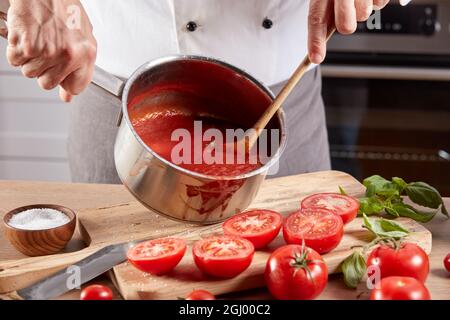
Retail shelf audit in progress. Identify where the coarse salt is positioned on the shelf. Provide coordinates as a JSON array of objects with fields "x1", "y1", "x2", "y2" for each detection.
[{"x1": 8, "y1": 208, "x2": 70, "y2": 230}]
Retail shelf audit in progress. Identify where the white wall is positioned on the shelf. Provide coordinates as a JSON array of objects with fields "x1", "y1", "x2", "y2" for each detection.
[{"x1": 0, "y1": 41, "x2": 71, "y2": 181}]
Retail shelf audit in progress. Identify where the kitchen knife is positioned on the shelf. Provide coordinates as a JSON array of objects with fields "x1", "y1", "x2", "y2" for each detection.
[{"x1": 0, "y1": 242, "x2": 135, "y2": 300}]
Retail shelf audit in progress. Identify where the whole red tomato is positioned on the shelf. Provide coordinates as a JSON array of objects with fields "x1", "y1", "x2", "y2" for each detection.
[
  {"x1": 80, "y1": 285, "x2": 113, "y2": 300},
  {"x1": 193, "y1": 236, "x2": 254, "y2": 278},
  {"x1": 444, "y1": 253, "x2": 450, "y2": 273},
  {"x1": 265, "y1": 244, "x2": 328, "y2": 300},
  {"x1": 186, "y1": 290, "x2": 216, "y2": 300},
  {"x1": 367, "y1": 243, "x2": 429, "y2": 283},
  {"x1": 370, "y1": 276, "x2": 431, "y2": 300}
]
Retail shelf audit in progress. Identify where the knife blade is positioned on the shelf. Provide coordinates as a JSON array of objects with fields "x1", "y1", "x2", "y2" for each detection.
[{"x1": 14, "y1": 242, "x2": 134, "y2": 300}]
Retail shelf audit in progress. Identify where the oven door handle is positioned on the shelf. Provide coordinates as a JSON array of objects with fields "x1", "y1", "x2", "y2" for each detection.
[
  {"x1": 321, "y1": 65, "x2": 450, "y2": 81},
  {"x1": 439, "y1": 150, "x2": 450, "y2": 161}
]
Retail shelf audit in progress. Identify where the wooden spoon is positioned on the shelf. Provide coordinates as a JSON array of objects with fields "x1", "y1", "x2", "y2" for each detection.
[{"x1": 245, "y1": 25, "x2": 336, "y2": 150}]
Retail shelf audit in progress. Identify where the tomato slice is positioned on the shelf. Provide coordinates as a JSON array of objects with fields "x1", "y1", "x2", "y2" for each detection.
[
  {"x1": 127, "y1": 238, "x2": 186, "y2": 275},
  {"x1": 193, "y1": 236, "x2": 255, "y2": 278},
  {"x1": 222, "y1": 210, "x2": 282, "y2": 249},
  {"x1": 301, "y1": 193, "x2": 360, "y2": 224},
  {"x1": 283, "y1": 208, "x2": 344, "y2": 254}
]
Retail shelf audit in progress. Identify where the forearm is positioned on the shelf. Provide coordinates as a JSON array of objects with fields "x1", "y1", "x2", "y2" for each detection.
[{"x1": 3, "y1": 0, "x2": 96, "y2": 102}]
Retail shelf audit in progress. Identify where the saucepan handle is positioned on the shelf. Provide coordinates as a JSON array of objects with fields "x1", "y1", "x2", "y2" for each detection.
[
  {"x1": 92, "y1": 65, "x2": 125, "y2": 98},
  {"x1": 0, "y1": 10, "x2": 125, "y2": 125},
  {"x1": 92, "y1": 65, "x2": 125, "y2": 126}
]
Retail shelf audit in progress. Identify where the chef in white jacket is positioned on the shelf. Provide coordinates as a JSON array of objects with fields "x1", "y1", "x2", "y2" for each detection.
[{"x1": 1, "y1": 0, "x2": 406, "y2": 183}]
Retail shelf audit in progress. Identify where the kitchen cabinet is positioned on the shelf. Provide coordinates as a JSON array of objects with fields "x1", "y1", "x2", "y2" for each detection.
[{"x1": 0, "y1": 41, "x2": 70, "y2": 181}]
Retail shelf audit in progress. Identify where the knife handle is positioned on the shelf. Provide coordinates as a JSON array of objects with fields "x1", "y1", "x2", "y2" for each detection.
[{"x1": 0, "y1": 291, "x2": 24, "y2": 300}]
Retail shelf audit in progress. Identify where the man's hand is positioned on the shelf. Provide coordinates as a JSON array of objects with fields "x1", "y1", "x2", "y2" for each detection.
[
  {"x1": 5, "y1": 0, "x2": 96, "y2": 102},
  {"x1": 308, "y1": 0, "x2": 410, "y2": 64}
]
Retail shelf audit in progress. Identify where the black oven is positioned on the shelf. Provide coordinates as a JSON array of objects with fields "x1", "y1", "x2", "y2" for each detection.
[{"x1": 322, "y1": 0, "x2": 450, "y2": 195}]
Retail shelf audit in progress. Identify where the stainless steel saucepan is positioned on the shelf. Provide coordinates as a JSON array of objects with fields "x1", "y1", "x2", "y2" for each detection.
[{"x1": 1, "y1": 13, "x2": 287, "y2": 224}]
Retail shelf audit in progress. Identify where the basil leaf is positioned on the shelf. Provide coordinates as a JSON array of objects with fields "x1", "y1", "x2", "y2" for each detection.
[
  {"x1": 377, "y1": 186, "x2": 400, "y2": 199},
  {"x1": 379, "y1": 219, "x2": 410, "y2": 234},
  {"x1": 339, "y1": 186, "x2": 348, "y2": 196},
  {"x1": 381, "y1": 231, "x2": 410, "y2": 239},
  {"x1": 365, "y1": 184, "x2": 377, "y2": 198},
  {"x1": 359, "y1": 197, "x2": 385, "y2": 215},
  {"x1": 406, "y1": 182, "x2": 448, "y2": 217},
  {"x1": 362, "y1": 214, "x2": 409, "y2": 239},
  {"x1": 385, "y1": 207, "x2": 400, "y2": 217},
  {"x1": 362, "y1": 214, "x2": 378, "y2": 234},
  {"x1": 363, "y1": 175, "x2": 391, "y2": 197},
  {"x1": 363, "y1": 175, "x2": 390, "y2": 188},
  {"x1": 392, "y1": 203, "x2": 437, "y2": 223},
  {"x1": 341, "y1": 251, "x2": 367, "y2": 289},
  {"x1": 406, "y1": 182, "x2": 441, "y2": 208},
  {"x1": 392, "y1": 177, "x2": 408, "y2": 191}
]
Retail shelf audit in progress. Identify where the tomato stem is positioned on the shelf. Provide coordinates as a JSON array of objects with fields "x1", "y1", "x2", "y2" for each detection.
[
  {"x1": 361, "y1": 236, "x2": 403, "y2": 255},
  {"x1": 289, "y1": 241, "x2": 317, "y2": 282}
]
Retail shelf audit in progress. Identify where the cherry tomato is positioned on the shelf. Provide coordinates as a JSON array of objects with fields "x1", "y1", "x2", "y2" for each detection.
[
  {"x1": 222, "y1": 210, "x2": 282, "y2": 249},
  {"x1": 283, "y1": 208, "x2": 344, "y2": 254},
  {"x1": 127, "y1": 238, "x2": 186, "y2": 275},
  {"x1": 265, "y1": 244, "x2": 328, "y2": 300},
  {"x1": 367, "y1": 243, "x2": 429, "y2": 283},
  {"x1": 301, "y1": 193, "x2": 360, "y2": 224},
  {"x1": 444, "y1": 253, "x2": 450, "y2": 273},
  {"x1": 193, "y1": 236, "x2": 254, "y2": 278},
  {"x1": 80, "y1": 285, "x2": 113, "y2": 300},
  {"x1": 186, "y1": 290, "x2": 216, "y2": 300},
  {"x1": 370, "y1": 276, "x2": 431, "y2": 300}
]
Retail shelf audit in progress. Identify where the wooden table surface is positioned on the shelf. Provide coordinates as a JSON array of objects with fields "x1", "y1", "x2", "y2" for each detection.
[{"x1": 0, "y1": 180, "x2": 448, "y2": 300}]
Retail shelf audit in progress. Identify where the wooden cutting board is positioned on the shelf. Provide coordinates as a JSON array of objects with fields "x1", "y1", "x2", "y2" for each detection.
[
  {"x1": 111, "y1": 217, "x2": 431, "y2": 300},
  {"x1": 0, "y1": 171, "x2": 432, "y2": 297}
]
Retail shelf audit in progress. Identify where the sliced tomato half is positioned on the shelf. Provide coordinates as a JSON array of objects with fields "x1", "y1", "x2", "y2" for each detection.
[
  {"x1": 283, "y1": 208, "x2": 344, "y2": 254},
  {"x1": 193, "y1": 236, "x2": 255, "y2": 278},
  {"x1": 301, "y1": 193, "x2": 360, "y2": 224},
  {"x1": 127, "y1": 237, "x2": 186, "y2": 275},
  {"x1": 222, "y1": 210, "x2": 283, "y2": 249}
]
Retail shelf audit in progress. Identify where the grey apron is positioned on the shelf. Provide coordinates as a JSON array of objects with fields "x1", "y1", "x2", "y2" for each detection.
[{"x1": 67, "y1": 67, "x2": 331, "y2": 184}]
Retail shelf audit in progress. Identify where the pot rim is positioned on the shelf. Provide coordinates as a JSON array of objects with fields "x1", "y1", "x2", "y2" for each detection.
[{"x1": 121, "y1": 54, "x2": 287, "y2": 181}]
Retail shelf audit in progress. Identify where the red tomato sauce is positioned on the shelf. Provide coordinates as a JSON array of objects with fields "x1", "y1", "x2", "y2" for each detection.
[{"x1": 131, "y1": 110, "x2": 262, "y2": 177}]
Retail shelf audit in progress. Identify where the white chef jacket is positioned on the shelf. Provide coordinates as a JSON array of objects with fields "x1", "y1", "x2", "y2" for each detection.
[{"x1": 81, "y1": 0, "x2": 311, "y2": 86}]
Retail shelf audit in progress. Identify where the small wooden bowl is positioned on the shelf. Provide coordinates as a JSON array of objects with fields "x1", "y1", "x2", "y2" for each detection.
[{"x1": 3, "y1": 204, "x2": 76, "y2": 257}]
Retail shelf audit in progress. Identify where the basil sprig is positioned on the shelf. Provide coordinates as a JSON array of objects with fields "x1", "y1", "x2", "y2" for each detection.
[
  {"x1": 343, "y1": 175, "x2": 448, "y2": 222},
  {"x1": 341, "y1": 214, "x2": 409, "y2": 289}
]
